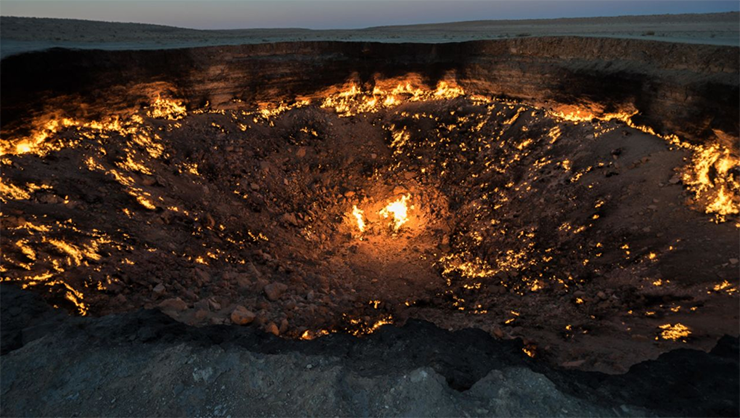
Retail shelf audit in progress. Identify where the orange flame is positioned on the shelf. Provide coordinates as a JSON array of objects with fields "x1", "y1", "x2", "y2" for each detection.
[
  {"x1": 352, "y1": 205, "x2": 366, "y2": 233},
  {"x1": 379, "y1": 194, "x2": 410, "y2": 232}
]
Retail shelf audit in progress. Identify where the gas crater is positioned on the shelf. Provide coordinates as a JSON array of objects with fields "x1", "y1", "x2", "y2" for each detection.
[{"x1": 1, "y1": 39, "x2": 738, "y2": 373}]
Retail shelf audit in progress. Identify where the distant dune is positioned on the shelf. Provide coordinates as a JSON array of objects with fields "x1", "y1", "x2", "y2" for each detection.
[{"x1": 1, "y1": 12, "x2": 738, "y2": 58}]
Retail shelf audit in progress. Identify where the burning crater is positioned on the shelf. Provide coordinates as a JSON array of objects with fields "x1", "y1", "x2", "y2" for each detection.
[{"x1": 1, "y1": 39, "x2": 738, "y2": 373}]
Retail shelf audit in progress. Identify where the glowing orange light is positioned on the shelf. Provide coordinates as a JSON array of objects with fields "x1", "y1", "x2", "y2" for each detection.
[
  {"x1": 379, "y1": 194, "x2": 410, "y2": 232},
  {"x1": 659, "y1": 323, "x2": 691, "y2": 341},
  {"x1": 352, "y1": 205, "x2": 366, "y2": 233}
]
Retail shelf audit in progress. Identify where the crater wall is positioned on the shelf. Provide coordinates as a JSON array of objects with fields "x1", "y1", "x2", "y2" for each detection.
[{"x1": 2, "y1": 37, "x2": 738, "y2": 145}]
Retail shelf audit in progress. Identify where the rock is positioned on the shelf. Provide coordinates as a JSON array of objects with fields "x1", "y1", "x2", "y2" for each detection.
[
  {"x1": 247, "y1": 262, "x2": 262, "y2": 278},
  {"x1": 38, "y1": 194, "x2": 61, "y2": 204},
  {"x1": 250, "y1": 182, "x2": 260, "y2": 191},
  {"x1": 194, "y1": 268, "x2": 211, "y2": 283},
  {"x1": 279, "y1": 318, "x2": 289, "y2": 334},
  {"x1": 254, "y1": 315, "x2": 268, "y2": 327},
  {"x1": 194, "y1": 299, "x2": 210, "y2": 311},
  {"x1": 597, "y1": 291, "x2": 607, "y2": 300},
  {"x1": 492, "y1": 327, "x2": 505, "y2": 339},
  {"x1": 344, "y1": 191, "x2": 355, "y2": 198},
  {"x1": 729, "y1": 258, "x2": 738, "y2": 265},
  {"x1": 236, "y1": 275, "x2": 251, "y2": 290},
  {"x1": 195, "y1": 309, "x2": 209, "y2": 320},
  {"x1": 204, "y1": 213, "x2": 216, "y2": 228},
  {"x1": 257, "y1": 300, "x2": 270, "y2": 311},
  {"x1": 281, "y1": 213, "x2": 298, "y2": 226},
  {"x1": 409, "y1": 369, "x2": 428, "y2": 383},
  {"x1": 230, "y1": 306, "x2": 256, "y2": 325},
  {"x1": 562, "y1": 359, "x2": 587, "y2": 368},
  {"x1": 158, "y1": 297, "x2": 188, "y2": 312},
  {"x1": 208, "y1": 298, "x2": 221, "y2": 311},
  {"x1": 668, "y1": 174, "x2": 681, "y2": 184},
  {"x1": 160, "y1": 211, "x2": 173, "y2": 224},
  {"x1": 152, "y1": 283, "x2": 165, "y2": 295},
  {"x1": 265, "y1": 322, "x2": 280, "y2": 336},
  {"x1": 264, "y1": 283, "x2": 288, "y2": 301},
  {"x1": 296, "y1": 147, "x2": 307, "y2": 158}
]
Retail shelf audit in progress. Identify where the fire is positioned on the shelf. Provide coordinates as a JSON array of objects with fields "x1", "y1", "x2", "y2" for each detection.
[
  {"x1": 379, "y1": 194, "x2": 410, "y2": 232},
  {"x1": 320, "y1": 76, "x2": 465, "y2": 117},
  {"x1": 434, "y1": 81, "x2": 465, "y2": 99},
  {"x1": 550, "y1": 105, "x2": 638, "y2": 124},
  {"x1": 552, "y1": 106, "x2": 740, "y2": 222},
  {"x1": 0, "y1": 179, "x2": 34, "y2": 202},
  {"x1": 148, "y1": 95, "x2": 187, "y2": 120},
  {"x1": 346, "y1": 315, "x2": 394, "y2": 336},
  {"x1": 682, "y1": 144, "x2": 739, "y2": 221},
  {"x1": 713, "y1": 280, "x2": 738, "y2": 295},
  {"x1": 352, "y1": 205, "x2": 366, "y2": 233},
  {"x1": 658, "y1": 323, "x2": 691, "y2": 341}
]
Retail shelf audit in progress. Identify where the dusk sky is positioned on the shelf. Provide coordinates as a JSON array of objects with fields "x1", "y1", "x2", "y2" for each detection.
[{"x1": 1, "y1": 1, "x2": 738, "y2": 29}]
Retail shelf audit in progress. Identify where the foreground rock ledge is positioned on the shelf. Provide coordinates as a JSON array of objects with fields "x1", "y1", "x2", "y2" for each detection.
[{"x1": 1, "y1": 284, "x2": 737, "y2": 417}]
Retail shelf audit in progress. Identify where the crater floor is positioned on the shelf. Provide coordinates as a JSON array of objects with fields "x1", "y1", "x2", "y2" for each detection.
[{"x1": 1, "y1": 87, "x2": 738, "y2": 373}]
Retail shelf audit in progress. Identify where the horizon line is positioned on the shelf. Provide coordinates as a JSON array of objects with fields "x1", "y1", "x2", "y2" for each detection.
[{"x1": 2, "y1": 10, "x2": 737, "y2": 31}]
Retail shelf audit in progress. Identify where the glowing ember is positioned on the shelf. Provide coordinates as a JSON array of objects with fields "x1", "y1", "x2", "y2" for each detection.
[
  {"x1": 352, "y1": 205, "x2": 366, "y2": 233},
  {"x1": 379, "y1": 194, "x2": 410, "y2": 232},
  {"x1": 522, "y1": 346, "x2": 536, "y2": 358},
  {"x1": 658, "y1": 323, "x2": 691, "y2": 341},
  {"x1": 713, "y1": 280, "x2": 738, "y2": 295},
  {"x1": 148, "y1": 95, "x2": 187, "y2": 120}
]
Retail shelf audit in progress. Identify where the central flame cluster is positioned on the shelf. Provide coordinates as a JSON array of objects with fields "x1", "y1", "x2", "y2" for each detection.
[
  {"x1": 379, "y1": 195, "x2": 410, "y2": 232},
  {"x1": 350, "y1": 194, "x2": 411, "y2": 235}
]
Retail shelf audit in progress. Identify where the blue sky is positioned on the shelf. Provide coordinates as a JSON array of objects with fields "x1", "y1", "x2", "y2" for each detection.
[{"x1": 1, "y1": 1, "x2": 738, "y2": 29}]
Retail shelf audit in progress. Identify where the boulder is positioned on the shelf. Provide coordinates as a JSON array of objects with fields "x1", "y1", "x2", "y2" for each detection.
[{"x1": 230, "y1": 306, "x2": 256, "y2": 325}]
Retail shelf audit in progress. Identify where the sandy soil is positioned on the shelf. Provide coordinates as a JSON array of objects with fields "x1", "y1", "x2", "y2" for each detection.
[{"x1": 1, "y1": 12, "x2": 738, "y2": 58}]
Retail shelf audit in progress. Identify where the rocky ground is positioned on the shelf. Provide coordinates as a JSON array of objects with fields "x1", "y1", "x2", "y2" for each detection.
[
  {"x1": 0, "y1": 29, "x2": 738, "y2": 415},
  {"x1": 1, "y1": 92, "x2": 738, "y2": 375},
  {"x1": 1, "y1": 284, "x2": 738, "y2": 417}
]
